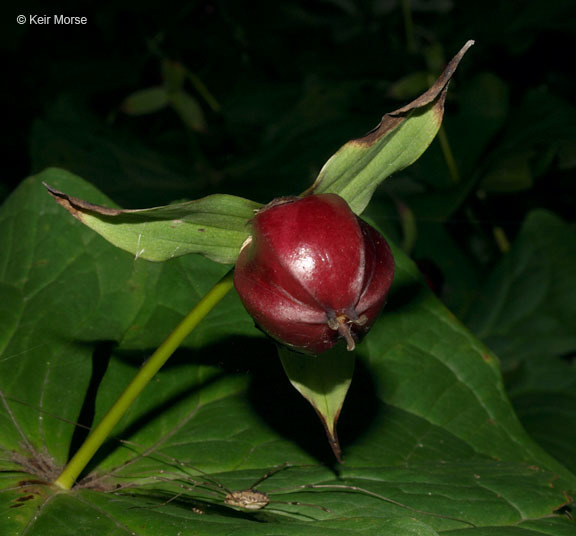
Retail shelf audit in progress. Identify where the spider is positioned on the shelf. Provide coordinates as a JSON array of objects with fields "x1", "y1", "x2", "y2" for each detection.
[
  {"x1": 0, "y1": 396, "x2": 474, "y2": 527},
  {"x1": 116, "y1": 460, "x2": 333, "y2": 517},
  {"x1": 113, "y1": 454, "x2": 475, "y2": 527}
]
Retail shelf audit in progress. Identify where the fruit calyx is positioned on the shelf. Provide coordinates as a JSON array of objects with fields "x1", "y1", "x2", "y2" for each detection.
[{"x1": 326, "y1": 313, "x2": 368, "y2": 351}]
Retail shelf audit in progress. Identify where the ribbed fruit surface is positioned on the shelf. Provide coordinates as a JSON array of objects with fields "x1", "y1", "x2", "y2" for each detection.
[{"x1": 234, "y1": 194, "x2": 394, "y2": 354}]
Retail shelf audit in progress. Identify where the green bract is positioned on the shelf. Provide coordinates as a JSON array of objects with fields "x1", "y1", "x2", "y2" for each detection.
[
  {"x1": 43, "y1": 42, "x2": 474, "y2": 266},
  {"x1": 43, "y1": 175, "x2": 261, "y2": 265}
]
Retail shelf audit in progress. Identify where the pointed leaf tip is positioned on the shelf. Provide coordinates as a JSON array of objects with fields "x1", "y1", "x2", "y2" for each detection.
[
  {"x1": 43, "y1": 179, "x2": 261, "y2": 264},
  {"x1": 305, "y1": 40, "x2": 475, "y2": 215},
  {"x1": 43, "y1": 182, "x2": 123, "y2": 217},
  {"x1": 278, "y1": 345, "x2": 355, "y2": 462}
]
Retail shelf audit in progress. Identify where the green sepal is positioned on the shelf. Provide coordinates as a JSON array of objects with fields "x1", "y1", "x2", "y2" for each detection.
[
  {"x1": 278, "y1": 344, "x2": 355, "y2": 462},
  {"x1": 305, "y1": 41, "x2": 474, "y2": 215},
  {"x1": 43, "y1": 168, "x2": 261, "y2": 264}
]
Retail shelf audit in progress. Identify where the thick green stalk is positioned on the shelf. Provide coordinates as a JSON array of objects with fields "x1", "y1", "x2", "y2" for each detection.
[{"x1": 54, "y1": 269, "x2": 235, "y2": 490}]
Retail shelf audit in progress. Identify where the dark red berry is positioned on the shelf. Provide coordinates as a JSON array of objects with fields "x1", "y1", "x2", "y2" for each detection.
[{"x1": 234, "y1": 193, "x2": 394, "y2": 355}]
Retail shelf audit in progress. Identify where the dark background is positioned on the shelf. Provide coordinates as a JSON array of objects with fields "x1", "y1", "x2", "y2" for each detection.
[{"x1": 1, "y1": 0, "x2": 575, "y2": 295}]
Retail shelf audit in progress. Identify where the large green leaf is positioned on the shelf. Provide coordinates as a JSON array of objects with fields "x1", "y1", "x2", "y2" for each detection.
[
  {"x1": 467, "y1": 210, "x2": 576, "y2": 474},
  {"x1": 43, "y1": 168, "x2": 261, "y2": 264},
  {"x1": 305, "y1": 41, "x2": 474, "y2": 215},
  {"x1": 467, "y1": 210, "x2": 576, "y2": 364},
  {"x1": 1, "y1": 174, "x2": 574, "y2": 535}
]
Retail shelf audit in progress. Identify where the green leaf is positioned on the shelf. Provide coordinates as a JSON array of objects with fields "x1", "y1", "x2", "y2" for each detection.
[
  {"x1": 447, "y1": 72, "x2": 510, "y2": 183},
  {"x1": 468, "y1": 210, "x2": 576, "y2": 364},
  {"x1": 169, "y1": 90, "x2": 206, "y2": 131},
  {"x1": 1, "y1": 175, "x2": 574, "y2": 534},
  {"x1": 42, "y1": 168, "x2": 261, "y2": 264},
  {"x1": 30, "y1": 96, "x2": 210, "y2": 208},
  {"x1": 467, "y1": 210, "x2": 576, "y2": 474},
  {"x1": 278, "y1": 345, "x2": 355, "y2": 462},
  {"x1": 161, "y1": 59, "x2": 186, "y2": 93},
  {"x1": 305, "y1": 41, "x2": 474, "y2": 215},
  {"x1": 479, "y1": 153, "x2": 533, "y2": 192},
  {"x1": 121, "y1": 86, "x2": 169, "y2": 115},
  {"x1": 0, "y1": 170, "x2": 256, "y2": 462},
  {"x1": 507, "y1": 355, "x2": 576, "y2": 476}
]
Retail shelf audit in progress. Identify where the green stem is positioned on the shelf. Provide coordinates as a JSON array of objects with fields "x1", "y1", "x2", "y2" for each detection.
[
  {"x1": 437, "y1": 124, "x2": 460, "y2": 184},
  {"x1": 54, "y1": 269, "x2": 235, "y2": 490},
  {"x1": 425, "y1": 72, "x2": 460, "y2": 185},
  {"x1": 187, "y1": 71, "x2": 221, "y2": 113},
  {"x1": 493, "y1": 226, "x2": 511, "y2": 253}
]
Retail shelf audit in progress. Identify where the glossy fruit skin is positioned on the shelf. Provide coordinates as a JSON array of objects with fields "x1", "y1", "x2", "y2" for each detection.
[{"x1": 234, "y1": 193, "x2": 394, "y2": 355}]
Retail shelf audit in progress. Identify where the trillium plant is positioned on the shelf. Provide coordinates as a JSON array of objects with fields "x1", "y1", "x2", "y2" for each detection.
[{"x1": 43, "y1": 41, "x2": 473, "y2": 487}]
